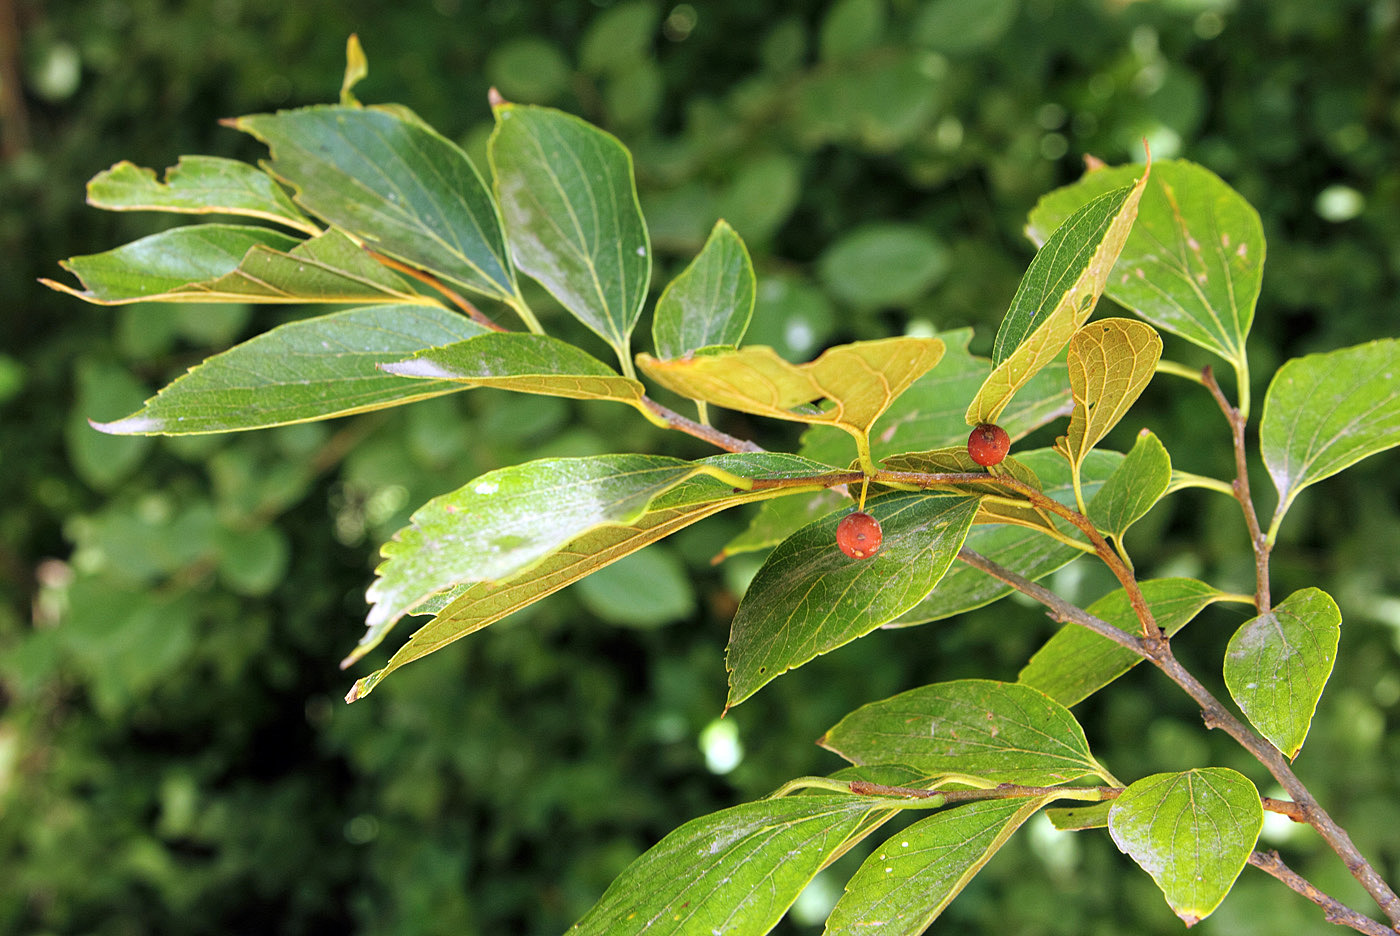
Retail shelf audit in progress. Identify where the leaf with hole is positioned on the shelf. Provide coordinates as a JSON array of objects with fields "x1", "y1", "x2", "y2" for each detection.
[{"x1": 85, "y1": 156, "x2": 317, "y2": 235}]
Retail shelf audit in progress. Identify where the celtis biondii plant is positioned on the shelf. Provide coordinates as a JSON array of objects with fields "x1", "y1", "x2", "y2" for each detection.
[{"x1": 46, "y1": 39, "x2": 1400, "y2": 936}]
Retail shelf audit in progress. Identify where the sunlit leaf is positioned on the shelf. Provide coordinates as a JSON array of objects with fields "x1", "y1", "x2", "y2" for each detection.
[
  {"x1": 1223, "y1": 587, "x2": 1341, "y2": 760},
  {"x1": 1061, "y1": 318, "x2": 1162, "y2": 470},
  {"x1": 1086, "y1": 428, "x2": 1172, "y2": 547},
  {"x1": 381, "y1": 332, "x2": 646, "y2": 406},
  {"x1": 490, "y1": 103, "x2": 650, "y2": 362},
  {"x1": 44, "y1": 226, "x2": 432, "y2": 305},
  {"x1": 233, "y1": 105, "x2": 517, "y2": 301},
  {"x1": 1108, "y1": 768, "x2": 1263, "y2": 926},
  {"x1": 85, "y1": 156, "x2": 317, "y2": 235},
  {"x1": 1018, "y1": 578, "x2": 1234, "y2": 707},
  {"x1": 967, "y1": 170, "x2": 1148, "y2": 426},
  {"x1": 652, "y1": 219, "x2": 756, "y2": 358},
  {"x1": 798, "y1": 329, "x2": 1072, "y2": 480},
  {"x1": 1260, "y1": 339, "x2": 1400, "y2": 526},
  {"x1": 91, "y1": 304, "x2": 489, "y2": 435},
  {"x1": 639, "y1": 337, "x2": 945, "y2": 468},
  {"x1": 345, "y1": 453, "x2": 838, "y2": 687},
  {"x1": 365, "y1": 455, "x2": 731, "y2": 638},
  {"x1": 725, "y1": 491, "x2": 980, "y2": 708},
  {"x1": 568, "y1": 794, "x2": 880, "y2": 936},
  {"x1": 820, "y1": 680, "x2": 1108, "y2": 786},
  {"x1": 1027, "y1": 160, "x2": 1263, "y2": 373},
  {"x1": 826, "y1": 796, "x2": 1051, "y2": 936}
]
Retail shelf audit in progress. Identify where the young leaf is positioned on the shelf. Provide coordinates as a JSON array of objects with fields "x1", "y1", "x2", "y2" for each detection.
[
  {"x1": 568, "y1": 794, "x2": 880, "y2": 936},
  {"x1": 826, "y1": 796, "x2": 1052, "y2": 936},
  {"x1": 966, "y1": 170, "x2": 1149, "y2": 426},
  {"x1": 638, "y1": 337, "x2": 946, "y2": 469},
  {"x1": 490, "y1": 103, "x2": 650, "y2": 364},
  {"x1": 1223, "y1": 587, "x2": 1342, "y2": 760},
  {"x1": 1260, "y1": 338, "x2": 1400, "y2": 528},
  {"x1": 725, "y1": 491, "x2": 980, "y2": 708},
  {"x1": 1061, "y1": 318, "x2": 1162, "y2": 472},
  {"x1": 652, "y1": 219, "x2": 756, "y2": 358},
  {"x1": 91, "y1": 304, "x2": 489, "y2": 435},
  {"x1": 820, "y1": 680, "x2": 1108, "y2": 786},
  {"x1": 365, "y1": 455, "x2": 732, "y2": 636},
  {"x1": 85, "y1": 156, "x2": 318, "y2": 235},
  {"x1": 891, "y1": 448, "x2": 1125, "y2": 627},
  {"x1": 380, "y1": 332, "x2": 646, "y2": 406},
  {"x1": 1086, "y1": 428, "x2": 1172, "y2": 547},
  {"x1": 233, "y1": 106, "x2": 518, "y2": 302},
  {"x1": 1027, "y1": 160, "x2": 1264, "y2": 377},
  {"x1": 345, "y1": 453, "x2": 838, "y2": 688},
  {"x1": 1108, "y1": 768, "x2": 1263, "y2": 926},
  {"x1": 44, "y1": 227, "x2": 433, "y2": 306},
  {"x1": 1018, "y1": 578, "x2": 1235, "y2": 707}
]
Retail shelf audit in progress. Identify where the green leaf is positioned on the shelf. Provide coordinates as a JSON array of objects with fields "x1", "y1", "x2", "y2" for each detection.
[
  {"x1": 639, "y1": 337, "x2": 946, "y2": 469},
  {"x1": 85, "y1": 156, "x2": 317, "y2": 235},
  {"x1": 1045, "y1": 801, "x2": 1113, "y2": 831},
  {"x1": 568, "y1": 794, "x2": 879, "y2": 936},
  {"x1": 1061, "y1": 318, "x2": 1162, "y2": 471},
  {"x1": 1108, "y1": 768, "x2": 1263, "y2": 926},
  {"x1": 91, "y1": 304, "x2": 488, "y2": 435},
  {"x1": 651, "y1": 219, "x2": 756, "y2": 358},
  {"x1": 575, "y1": 545, "x2": 695, "y2": 628},
  {"x1": 490, "y1": 103, "x2": 650, "y2": 363},
  {"x1": 345, "y1": 453, "x2": 836, "y2": 686},
  {"x1": 1086, "y1": 429, "x2": 1172, "y2": 546},
  {"x1": 1027, "y1": 160, "x2": 1264, "y2": 376},
  {"x1": 44, "y1": 226, "x2": 432, "y2": 306},
  {"x1": 821, "y1": 680, "x2": 1107, "y2": 785},
  {"x1": 967, "y1": 170, "x2": 1148, "y2": 426},
  {"x1": 1018, "y1": 578, "x2": 1234, "y2": 707},
  {"x1": 233, "y1": 106, "x2": 517, "y2": 301},
  {"x1": 826, "y1": 797, "x2": 1051, "y2": 936},
  {"x1": 725, "y1": 491, "x2": 980, "y2": 708},
  {"x1": 1223, "y1": 587, "x2": 1341, "y2": 760},
  {"x1": 816, "y1": 223, "x2": 948, "y2": 310},
  {"x1": 891, "y1": 449, "x2": 1124, "y2": 626},
  {"x1": 912, "y1": 0, "x2": 1018, "y2": 53},
  {"x1": 365, "y1": 455, "x2": 730, "y2": 637},
  {"x1": 380, "y1": 332, "x2": 646, "y2": 406},
  {"x1": 1260, "y1": 339, "x2": 1400, "y2": 527}
]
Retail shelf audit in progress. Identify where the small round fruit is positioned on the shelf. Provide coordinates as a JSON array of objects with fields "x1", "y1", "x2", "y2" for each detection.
[
  {"x1": 967, "y1": 423, "x2": 1011, "y2": 467},
  {"x1": 836, "y1": 511, "x2": 883, "y2": 559}
]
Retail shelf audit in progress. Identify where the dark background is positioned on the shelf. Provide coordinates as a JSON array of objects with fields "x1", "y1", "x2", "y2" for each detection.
[{"x1": 3, "y1": 0, "x2": 1398, "y2": 933}]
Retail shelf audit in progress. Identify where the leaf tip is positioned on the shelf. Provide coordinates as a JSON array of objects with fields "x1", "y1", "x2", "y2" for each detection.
[
  {"x1": 90, "y1": 414, "x2": 164, "y2": 435},
  {"x1": 345, "y1": 671, "x2": 381, "y2": 703},
  {"x1": 488, "y1": 86, "x2": 508, "y2": 110}
]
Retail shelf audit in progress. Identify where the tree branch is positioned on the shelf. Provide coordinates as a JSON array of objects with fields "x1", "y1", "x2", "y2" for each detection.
[
  {"x1": 1248, "y1": 850, "x2": 1398, "y2": 936},
  {"x1": 1202, "y1": 365, "x2": 1271, "y2": 612}
]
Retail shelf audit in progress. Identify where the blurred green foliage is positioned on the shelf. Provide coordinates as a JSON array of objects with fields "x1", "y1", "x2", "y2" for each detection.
[{"x1": 3, "y1": 0, "x2": 1399, "y2": 933}]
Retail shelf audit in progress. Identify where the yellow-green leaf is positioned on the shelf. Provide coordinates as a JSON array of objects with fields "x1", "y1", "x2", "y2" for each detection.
[
  {"x1": 967, "y1": 171, "x2": 1149, "y2": 425},
  {"x1": 1060, "y1": 318, "x2": 1162, "y2": 477},
  {"x1": 638, "y1": 336, "x2": 944, "y2": 469}
]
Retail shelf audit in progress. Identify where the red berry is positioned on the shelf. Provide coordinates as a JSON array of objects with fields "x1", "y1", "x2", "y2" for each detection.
[
  {"x1": 836, "y1": 511, "x2": 883, "y2": 560},
  {"x1": 967, "y1": 423, "x2": 1010, "y2": 467}
]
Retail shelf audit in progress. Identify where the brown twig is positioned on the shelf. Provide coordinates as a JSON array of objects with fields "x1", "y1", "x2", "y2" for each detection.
[
  {"x1": 1249, "y1": 850, "x2": 1397, "y2": 936},
  {"x1": 1202, "y1": 365, "x2": 1271, "y2": 612},
  {"x1": 638, "y1": 397, "x2": 765, "y2": 454},
  {"x1": 848, "y1": 779, "x2": 1122, "y2": 805},
  {"x1": 364, "y1": 250, "x2": 508, "y2": 331}
]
